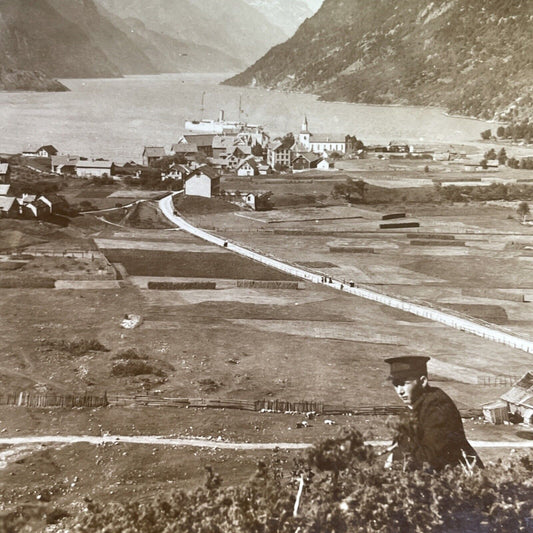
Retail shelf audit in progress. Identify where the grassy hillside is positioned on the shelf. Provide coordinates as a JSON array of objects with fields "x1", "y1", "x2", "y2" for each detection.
[{"x1": 225, "y1": 0, "x2": 533, "y2": 121}]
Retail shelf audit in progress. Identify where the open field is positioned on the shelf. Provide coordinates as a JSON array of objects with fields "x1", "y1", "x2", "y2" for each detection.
[{"x1": 4, "y1": 178, "x2": 533, "y2": 528}]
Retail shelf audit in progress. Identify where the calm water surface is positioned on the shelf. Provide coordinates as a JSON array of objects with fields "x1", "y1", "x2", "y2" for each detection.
[{"x1": 0, "y1": 73, "x2": 494, "y2": 163}]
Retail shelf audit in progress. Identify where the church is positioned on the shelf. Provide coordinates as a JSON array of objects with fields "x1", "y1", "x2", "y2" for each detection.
[{"x1": 298, "y1": 116, "x2": 349, "y2": 154}]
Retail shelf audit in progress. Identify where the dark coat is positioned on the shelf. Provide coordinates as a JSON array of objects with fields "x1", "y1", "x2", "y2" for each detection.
[{"x1": 393, "y1": 386, "x2": 483, "y2": 470}]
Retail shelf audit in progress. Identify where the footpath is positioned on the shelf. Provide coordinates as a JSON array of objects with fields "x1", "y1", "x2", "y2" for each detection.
[{"x1": 0, "y1": 435, "x2": 532, "y2": 449}]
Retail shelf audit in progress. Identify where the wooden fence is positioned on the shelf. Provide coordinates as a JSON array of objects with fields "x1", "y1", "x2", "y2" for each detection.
[
  {"x1": 1, "y1": 391, "x2": 108, "y2": 408},
  {"x1": 0, "y1": 391, "x2": 482, "y2": 418}
]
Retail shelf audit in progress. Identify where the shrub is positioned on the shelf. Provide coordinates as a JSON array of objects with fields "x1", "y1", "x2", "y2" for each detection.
[
  {"x1": 111, "y1": 359, "x2": 166, "y2": 377},
  {"x1": 0, "y1": 277, "x2": 56, "y2": 288},
  {"x1": 112, "y1": 348, "x2": 146, "y2": 360},
  {"x1": 68, "y1": 429, "x2": 533, "y2": 533},
  {"x1": 42, "y1": 338, "x2": 109, "y2": 357}
]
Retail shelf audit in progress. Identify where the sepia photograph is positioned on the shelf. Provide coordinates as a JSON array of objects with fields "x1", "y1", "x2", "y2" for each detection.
[{"x1": 1, "y1": 0, "x2": 533, "y2": 531}]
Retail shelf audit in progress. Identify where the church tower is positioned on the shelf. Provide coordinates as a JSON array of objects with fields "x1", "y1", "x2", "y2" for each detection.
[{"x1": 299, "y1": 115, "x2": 311, "y2": 149}]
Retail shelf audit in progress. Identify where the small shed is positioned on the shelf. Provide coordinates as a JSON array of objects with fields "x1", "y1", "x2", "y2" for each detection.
[
  {"x1": 0, "y1": 163, "x2": 10, "y2": 183},
  {"x1": 143, "y1": 146, "x2": 166, "y2": 166},
  {"x1": 482, "y1": 399, "x2": 509, "y2": 425}
]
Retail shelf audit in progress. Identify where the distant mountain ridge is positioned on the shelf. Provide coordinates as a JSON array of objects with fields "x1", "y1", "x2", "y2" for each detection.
[
  {"x1": 225, "y1": 0, "x2": 533, "y2": 121},
  {"x1": 241, "y1": 0, "x2": 317, "y2": 37},
  {"x1": 95, "y1": 0, "x2": 291, "y2": 66}
]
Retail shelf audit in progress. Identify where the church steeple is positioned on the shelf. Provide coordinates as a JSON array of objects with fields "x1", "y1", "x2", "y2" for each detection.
[
  {"x1": 299, "y1": 115, "x2": 311, "y2": 149},
  {"x1": 301, "y1": 115, "x2": 309, "y2": 133}
]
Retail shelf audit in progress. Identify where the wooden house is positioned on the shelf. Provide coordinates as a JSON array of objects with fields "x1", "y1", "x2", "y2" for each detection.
[
  {"x1": 142, "y1": 147, "x2": 166, "y2": 167},
  {"x1": 184, "y1": 165, "x2": 220, "y2": 198}
]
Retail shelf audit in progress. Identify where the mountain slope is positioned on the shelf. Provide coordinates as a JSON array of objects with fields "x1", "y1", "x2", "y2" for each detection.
[
  {"x1": 0, "y1": 0, "x2": 122, "y2": 78},
  {"x1": 95, "y1": 5, "x2": 245, "y2": 73},
  {"x1": 225, "y1": 0, "x2": 533, "y2": 120},
  {"x1": 45, "y1": 0, "x2": 156, "y2": 75},
  {"x1": 0, "y1": 67, "x2": 68, "y2": 92},
  {"x1": 95, "y1": 0, "x2": 289, "y2": 65}
]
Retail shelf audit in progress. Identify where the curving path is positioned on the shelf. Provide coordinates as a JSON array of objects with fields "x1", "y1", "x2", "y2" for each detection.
[{"x1": 159, "y1": 193, "x2": 533, "y2": 354}]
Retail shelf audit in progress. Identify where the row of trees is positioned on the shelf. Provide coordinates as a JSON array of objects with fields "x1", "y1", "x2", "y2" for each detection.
[{"x1": 481, "y1": 121, "x2": 533, "y2": 143}]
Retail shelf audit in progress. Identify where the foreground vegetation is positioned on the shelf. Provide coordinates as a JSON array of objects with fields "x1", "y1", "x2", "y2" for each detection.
[{"x1": 32, "y1": 430, "x2": 531, "y2": 532}]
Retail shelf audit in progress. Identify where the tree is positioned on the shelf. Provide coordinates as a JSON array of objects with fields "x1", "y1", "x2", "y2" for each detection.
[
  {"x1": 484, "y1": 148, "x2": 497, "y2": 160},
  {"x1": 480, "y1": 129, "x2": 492, "y2": 140},
  {"x1": 496, "y1": 126, "x2": 505, "y2": 137},
  {"x1": 332, "y1": 178, "x2": 367, "y2": 203},
  {"x1": 517, "y1": 201, "x2": 530, "y2": 223},
  {"x1": 497, "y1": 148, "x2": 508, "y2": 165},
  {"x1": 251, "y1": 143, "x2": 263, "y2": 157}
]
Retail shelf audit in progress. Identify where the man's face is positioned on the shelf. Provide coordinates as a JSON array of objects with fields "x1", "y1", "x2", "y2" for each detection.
[{"x1": 392, "y1": 376, "x2": 425, "y2": 407}]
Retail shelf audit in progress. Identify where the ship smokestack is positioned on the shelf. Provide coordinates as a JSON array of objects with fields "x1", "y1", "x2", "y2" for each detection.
[{"x1": 219, "y1": 109, "x2": 224, "y2": 121}]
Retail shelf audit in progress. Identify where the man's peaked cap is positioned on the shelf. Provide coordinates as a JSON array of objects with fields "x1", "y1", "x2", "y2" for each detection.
[{"x1": 385, "y1": 356, "x2": 430, "y2": 380}]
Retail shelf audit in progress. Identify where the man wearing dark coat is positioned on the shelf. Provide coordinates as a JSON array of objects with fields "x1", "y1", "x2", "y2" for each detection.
[{"x1": 385, "y1": 356, "x2": 483, "y2": 471}]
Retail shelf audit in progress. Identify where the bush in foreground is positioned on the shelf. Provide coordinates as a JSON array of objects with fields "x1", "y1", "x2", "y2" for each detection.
[{"x1": 65, "y1": 430, "x2": 533, "y2": 532}]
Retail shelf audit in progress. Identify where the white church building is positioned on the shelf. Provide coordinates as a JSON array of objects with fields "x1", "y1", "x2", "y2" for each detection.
[{"x1": 298, "y1": 116, "x2": 347, "y2": 154}]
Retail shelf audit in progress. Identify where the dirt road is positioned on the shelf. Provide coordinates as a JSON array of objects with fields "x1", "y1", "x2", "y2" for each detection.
[{"x1": 0, "y1": 435, "x2": 531, "y2": 449}]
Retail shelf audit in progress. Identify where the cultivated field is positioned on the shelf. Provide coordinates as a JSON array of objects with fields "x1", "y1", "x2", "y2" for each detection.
[{"x1": 3, "y1": 176, "x2": 533, "y2": 529}]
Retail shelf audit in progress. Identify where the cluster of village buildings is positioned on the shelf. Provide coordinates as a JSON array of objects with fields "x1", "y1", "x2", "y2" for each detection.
[
  {"x1": 0, "y1": 117, "x2": 501, "y2": 217},
  {"x1": 0, "y1": 162, "x2": 58, "y2": 219}
]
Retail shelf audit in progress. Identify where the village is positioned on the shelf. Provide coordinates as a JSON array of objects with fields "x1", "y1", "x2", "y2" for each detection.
[{"x1": 2, "y1": 113, "x2": 524, "y2": 221}]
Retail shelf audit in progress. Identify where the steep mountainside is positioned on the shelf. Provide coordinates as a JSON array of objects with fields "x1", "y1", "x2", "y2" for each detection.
[
  {"x1": 0, "y1": 0, "x2": 122, "y2": 78},
  {"x1": 95, "y1": 0, "x2": 289, "y2": 65},
  {"x1": 225, "y1": 0, "x2": 533, "y2": 121},
  {"x1": 0, "y1": 67, "x2": 68, "y2": 92},
  {"x1": 241, "y1": 0, "x2": 316, "y2": 36},
  {"x1": 98, "y1": 7, "x2": 245, "y2": 73},
  {"x1": 45, "y1": 0, "x2": 156, "y2": 75}
]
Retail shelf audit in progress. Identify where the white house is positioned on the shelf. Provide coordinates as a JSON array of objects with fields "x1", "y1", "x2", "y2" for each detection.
[
  {"x1": 75, "y1": 160, "x2": 113, "y2": 178},
  {"x1": 184, "y1": 165, "x2": 220, "y2": 198},
  {"x1": 236, "y1": 156, "x2": 259, "y2": 177},
  {"x1": 267, "y1": 140, "x2": 292, "y2": 169},
  {"x1": 316, "y1": 158, "x2": 335, "y2": 171}
]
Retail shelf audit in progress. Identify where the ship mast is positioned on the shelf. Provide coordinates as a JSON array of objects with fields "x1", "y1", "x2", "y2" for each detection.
[{"x1": 200, "y1": 91, "x2": 206, "y2": 119}]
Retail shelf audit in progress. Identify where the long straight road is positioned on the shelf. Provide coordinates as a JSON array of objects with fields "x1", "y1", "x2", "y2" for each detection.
[{"x1": 158, "y1": 194, "x2": 533, "y2": 354}]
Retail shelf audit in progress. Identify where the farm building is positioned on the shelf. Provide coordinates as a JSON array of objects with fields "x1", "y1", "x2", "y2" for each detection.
[
  {"x1": 143, "y1": 147, "x2": 166, "y2": 166},
  {"x1": 51, "y1": 155, "x2": 79, "y2": 174},
  {"x1": 0, "y1": 163, "x2": 10, "y2": 183},
  {"x1": 181, "y1": 134, "x2": 216, "y2": 157},
  {"x1": 75, "y1": 160, "x2": 113, "y2": 178},
  {"x1": 292, "y1": 152, "x2": 321, "y2": 171},
  {"x1": 484, "y1": 372, "x2": 533, "y2": 425},
  {"x1": 500, "y1": 372, "x2": 533, "y2": 425},
  {"x1": 482, "y1": 399, "x2": 509, "y2": 425},
  {"x1": 37, "y1": 145, "x2": 58, "y2": 157},
  {"x1": 171, "y1": 143, "x2": 198, "y2": 157},
  {"x1": 0, "y1": 196, "x2": 18, "y2": 218},
  {"x1": 184, "y1": 165, "x2": 220, "y2": 198},
  {"x1": 0, "y1": 184, "x2": 10, "y2": 196},
  {"x1": 212, "y1": 135, "x2": 237, "y2": 158}
]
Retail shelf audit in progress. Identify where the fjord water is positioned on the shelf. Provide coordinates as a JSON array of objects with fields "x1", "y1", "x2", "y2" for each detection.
[{"x1": 0, "y1": 73, "x2": 493, "y2": 163}]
